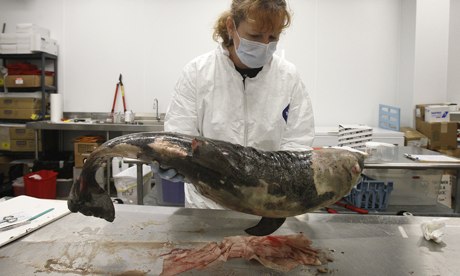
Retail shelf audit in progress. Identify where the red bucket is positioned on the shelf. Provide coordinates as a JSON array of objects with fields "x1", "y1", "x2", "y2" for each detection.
[{"x1": 24, "y1": 170, "x2": 58, "y2": 199}]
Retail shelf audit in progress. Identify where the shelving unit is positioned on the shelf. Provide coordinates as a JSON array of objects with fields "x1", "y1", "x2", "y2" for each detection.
[
  {"x1": 0, "y1": 52, "x2": 58, "y2": 165},
  {"x1": 0, "y1": 52, "x2": 58, "y2": 118}
]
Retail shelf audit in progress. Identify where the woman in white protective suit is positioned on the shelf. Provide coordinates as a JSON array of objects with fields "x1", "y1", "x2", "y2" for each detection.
[{"x1": 155, "y1": 0, "x2": 315, "y2": 208}]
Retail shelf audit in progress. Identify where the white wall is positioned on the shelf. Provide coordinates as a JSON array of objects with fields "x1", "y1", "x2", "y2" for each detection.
[
  {"x1": 313, "y1": 0, "x2": 401, "y2": 126},
  {"x1": 397, "y1": 0, "x2": 417, "y2": 127},
  {"x1": 412, "y1": 0, "x2": 451, "y2": 104},
  {"x1": 448, "y1": 0, "x2": 460, "y2": 104},
  {"x1": 397, "y1": 0, "x2": 452, "y2": 126},
  {"x1": 0, "y1": 0, "x2": 456, "y2": 128}
]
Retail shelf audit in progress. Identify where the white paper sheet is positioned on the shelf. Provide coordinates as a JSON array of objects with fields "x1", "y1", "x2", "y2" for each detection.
[
  {"x1": 405, "y1": 154, "x2": 460, "y2": 163},
  {"x1": 0, "y1": 196, "x2": 70, "y2": 247}
]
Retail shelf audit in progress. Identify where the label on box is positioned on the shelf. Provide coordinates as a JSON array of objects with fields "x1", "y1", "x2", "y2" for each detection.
[
  {"x1": 15, "y1": 78, "x2": 24, "y2": 85},
  {"x1": 437, "y1": 174, "x2": 453, "y2": 208},
  {"x1": 1, "y1": 142, "x2": 10, "y2": 150},
  {"x1": 425, "y1": 105, "x2": 450, "y2": 123}
]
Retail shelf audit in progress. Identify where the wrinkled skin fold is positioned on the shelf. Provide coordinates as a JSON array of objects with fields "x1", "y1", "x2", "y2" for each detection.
[{"x1": 68, "y1": 132, "x2": 365, "y2": 235}]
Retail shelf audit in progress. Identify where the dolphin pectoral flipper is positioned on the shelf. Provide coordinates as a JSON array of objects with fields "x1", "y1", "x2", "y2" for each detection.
[{"x1": 244, "y1": 217, "x2": 286, "y2": 236}]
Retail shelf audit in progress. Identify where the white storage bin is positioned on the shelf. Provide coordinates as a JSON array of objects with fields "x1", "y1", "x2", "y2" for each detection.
[
  {"x1": 112, "y1": 157, "x2": 129, "y2": 176},
  {"x1": 113, "y1": 165, "x2": 152, "y2": 204}
]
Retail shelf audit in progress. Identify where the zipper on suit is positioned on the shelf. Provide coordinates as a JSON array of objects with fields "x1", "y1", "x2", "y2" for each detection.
[{"x1": 242, "y1": 75, "x2": 248, "y2": 147}]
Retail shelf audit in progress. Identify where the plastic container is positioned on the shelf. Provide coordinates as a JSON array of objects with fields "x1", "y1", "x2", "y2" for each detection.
[
  {"x1": 364, "y1": 168, "x2": 442, "y2": 206},
  {"x1": 24, "y1": 170, "x2": 58, "y2": 199},
  {"x1": 154, "y1": 174, "x2": 185, "y2": 206},
  {"x1": 346, "y1": 175, "x2": 393, "y2": 211},
  {"x1": 33, "y1": 159, "x2": 74, "y2": 179},
  {"x1": 112, "y1": 157, "x2": 129, "y2": 176},
  {"x1": 113, "y1": 165, "x2": 152, "y2": 204},
  {"x1": 56, "y1": 178, "x2": 73, "y2": 199},
  {"x1": 365, "y1": 142, "x2": 396, "y2": 162},
  {"x1": 12, "y1": 177, "x2": 25, "y2": 196}
]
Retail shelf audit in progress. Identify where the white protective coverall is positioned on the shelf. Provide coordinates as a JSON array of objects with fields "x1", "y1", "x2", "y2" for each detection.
[{"x1": 164, "y1": 44, "x2": 315, "y2": 209}]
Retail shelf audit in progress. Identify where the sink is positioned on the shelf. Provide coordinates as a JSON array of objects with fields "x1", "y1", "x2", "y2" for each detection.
[
  {"x1": 86, "y1": 112, "x2": 164, "y2": 126},
  {"x1": 133, "y1": 112, "x2": 164, "y2": 125},
  {"x1": 133, "y1": 119, "x2": 163, "y2": 125}
]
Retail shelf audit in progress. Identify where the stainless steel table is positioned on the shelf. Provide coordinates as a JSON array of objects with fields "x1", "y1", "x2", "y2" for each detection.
[
  {"x1": 23, "y1": 122, "x2": 460, "y2": 215},
  {"x1": 122, "y1": 158, "x2": 151, "y2": 205},
  {"x1": 0, "y1": 204, "x2": 459, "y2": 275},
  {"x1": 26, "y1": 120, "x2": 164, "y2": 159},
  {"x1": 26, "y1": 120, "x2": 164, "y2": 196},
  {"x1": 364, "y1": 146, "x2": 460, "y2": 213}
]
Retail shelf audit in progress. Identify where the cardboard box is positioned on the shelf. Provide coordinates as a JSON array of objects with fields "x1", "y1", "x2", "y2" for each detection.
[
  {"x1": 415, "y1": 103, "x2": 456, "y2": 121},
  {"x1": 5, "y1": 75, "x2": 53, "y2": 88},
  {"x1": 450, "y1": 111, "x2": 460, "y2": 122},
  {"x1": 425, "y1": 105, "x2": 450, "y2": 123},
  {"x1": 9, "y1": 139, "x2": 41, "y2": 152},
  {"x1": 74, "y1": 136, "x2": 105, "y2": 168},
  {"x1": 9, "y1": 127, "x2": 36, "y2": 139},
  {"x1": 437, "y1": 148, "x2": 460, "y2": 158},
  {"x1": 0, "y1": 97, "x2": 42, "y2": 109},
  {"x1": 0, "y1": 108, "x2": 40, "y2": 119},
  {"x1": 416, "y1": 104, "x2": 438, "y2": 120},
  {"x1": 415, "y1": 118, "x2": 457, "y2": 150},
  {"x1": 399, "y1": 127, "x2": 428, "y2": 148},
  {"x1": 0, "y1": 127, "x2": 40, "y2": 151},
  {"x1": 0, "y1": 128, "x2": 9, "y2": 150},
  {"x1": 74, "y1": 142, "x2": 102, "y2": 167}
]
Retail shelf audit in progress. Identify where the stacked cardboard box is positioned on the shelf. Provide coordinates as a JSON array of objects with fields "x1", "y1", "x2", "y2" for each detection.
[
  {"x1": 3, "y1": 62, "x2": 54, "y2": 89},
  {"x1": 0, "y1": 125, "x2": 41, "y2": 152},
  {"x1": 5, "y1": 75, "x2": 54, "y2": 88},
  {"x1": 0, "y1": 93, "x2": 42, "y2": 120},
  {"x1": 74, "y1": 136, "x2": 105, "y2": 168},
  {"x1": 415, "y1": 104, "x2": 458, "y2": 150},
  {"x1": 0, "y1": 23, "x2": 58, "y2": 55}
]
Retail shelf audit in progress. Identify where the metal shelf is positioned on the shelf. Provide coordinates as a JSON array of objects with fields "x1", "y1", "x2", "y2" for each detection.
[
  {"x1": 0, "y1": 52, "x2": 57, "y2": 60},
  {"x1": 0, "y1": 52, "x2": 58, "y2": 118}
]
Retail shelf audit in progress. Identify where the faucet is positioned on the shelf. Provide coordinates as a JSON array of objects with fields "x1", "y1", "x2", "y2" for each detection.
[{"x1": 153, "y1": 98, "x2": 160, "y2": 121}]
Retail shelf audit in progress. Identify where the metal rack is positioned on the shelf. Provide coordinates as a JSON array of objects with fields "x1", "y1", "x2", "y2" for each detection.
[{"x1": 0, "y1": 52, "x2": 58, "y2": 117}]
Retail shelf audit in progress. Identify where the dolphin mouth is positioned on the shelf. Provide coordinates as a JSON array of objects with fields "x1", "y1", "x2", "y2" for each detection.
[
  {"x1": 68, "y1": 178, "x2": 115, "y2": 222},
  {"x1": 68, "y1": 195, "x2": 115, "y2": 222}
]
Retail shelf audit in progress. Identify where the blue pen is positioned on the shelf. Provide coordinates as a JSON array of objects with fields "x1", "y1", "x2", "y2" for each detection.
[{"x1": 27, "y1": 208, "x2": 55, "y2": 221}]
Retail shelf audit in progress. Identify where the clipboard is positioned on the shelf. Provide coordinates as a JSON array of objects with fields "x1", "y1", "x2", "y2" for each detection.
[
  {"x1": 404, "y1": 154, "x2": 460, "y2": 163},
  {"x1": 0, "y1": 196, "x2": 70, "y2": 247}
]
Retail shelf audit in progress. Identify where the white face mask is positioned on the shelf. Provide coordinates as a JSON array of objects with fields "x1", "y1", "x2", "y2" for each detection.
[{"x1": 233, "y1": 23, "x2": 278, "y2": 68}]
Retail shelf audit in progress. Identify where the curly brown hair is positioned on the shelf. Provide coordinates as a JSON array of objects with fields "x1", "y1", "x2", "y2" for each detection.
[{"x1": 213, "y1": 0, "x2": 291, "y2": 47}]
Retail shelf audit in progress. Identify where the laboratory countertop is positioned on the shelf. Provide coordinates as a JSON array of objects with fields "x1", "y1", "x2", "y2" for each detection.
[
  {"x1": 26, "y1": 120, "x2": 164, "y2": 132},
  {"x1": 364, "y1": 146, "x2": 460, "y2": 169},
  {"x1": 0, "y1": 203, "x2": 459, "y2": 275}
]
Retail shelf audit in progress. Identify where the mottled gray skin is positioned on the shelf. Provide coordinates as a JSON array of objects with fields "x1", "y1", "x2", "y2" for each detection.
[{"x1": 68, "y1": 132, "x2": 364, "y2": 222}]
